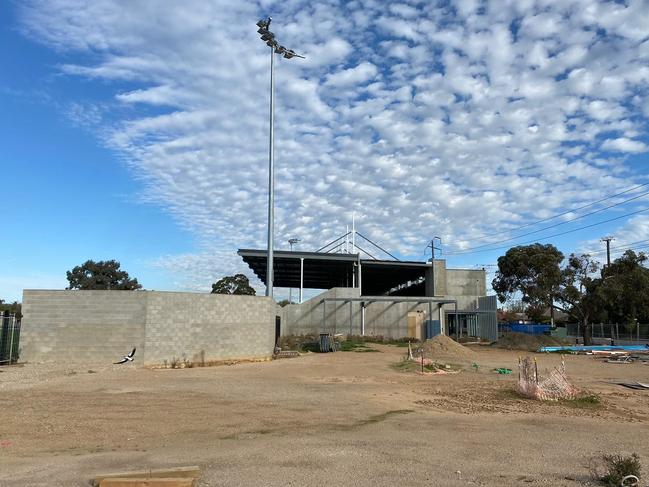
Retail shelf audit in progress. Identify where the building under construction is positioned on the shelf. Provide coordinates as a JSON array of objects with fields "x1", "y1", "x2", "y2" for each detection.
[{"x1": 238, "y1": 232, "x2": 498, "y2": 341}]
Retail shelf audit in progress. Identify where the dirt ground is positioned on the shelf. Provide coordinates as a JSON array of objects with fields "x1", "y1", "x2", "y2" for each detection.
[{"x1": 1, "y1": 344, "x2": 647, "y2": 486}]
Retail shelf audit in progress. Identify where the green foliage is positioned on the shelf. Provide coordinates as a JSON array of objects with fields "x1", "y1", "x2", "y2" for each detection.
[
  {"x1": 339, "y1": 341, "x2": 380, "y2": 352},
  {"x1": 561, "y1": 393, "x2": 601, "y2": 409},
  {"x1": 599, "y1": 251, "x2": 649, "y2": 323},
  {"x1": 0, "y1": 299, "x2": 21, "y2": 319},
  {"x1": 66, "y1": 260, "x2": 142, "y2": 290},
  {"x1": 493, "y1": 245, "x2": 602, "y2": 344},
  {"x1": 211, "y1": 274, "x2": 256, "y2": 295},
  {"x1": 493, "y1": 244, "x2": 564, "y2": 307},
  {"x1": 600, "y1": 453, "x2": 641, "y2": 487}
]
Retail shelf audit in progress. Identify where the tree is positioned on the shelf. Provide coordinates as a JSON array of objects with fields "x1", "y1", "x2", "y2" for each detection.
[
  {"x1": 492, "y1": 243, "x2": 564, "y2": 308},
  {"x1": 0, "y1": 299, "x2": 22, "y2": 320},
  {"x1": 66, "y1": 260, "x2": 142, "y2": 290},
  {"x1": 493, "y1": 244, "x2": 600, "y2": 345},
  {"x1": 599, "y1": 250, "x2": 649, "y2": 324},
  {"x1": 211, "y1": 274, "x2": 256, "y2": 295},
  {"x1": 553, "y1": 253, "x2": 601, "y2": 345}
]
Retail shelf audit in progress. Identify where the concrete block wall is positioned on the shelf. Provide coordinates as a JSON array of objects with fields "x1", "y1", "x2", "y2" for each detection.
[
  {"x1": 144, "y1": 292, "x2": 275, "y2": 365},
  {"x1": 21, "y1": 290, "x2": 146, "y2": 364},
  {"x1": 21, "y1": 290, "x2": 275, "y2": 365}
]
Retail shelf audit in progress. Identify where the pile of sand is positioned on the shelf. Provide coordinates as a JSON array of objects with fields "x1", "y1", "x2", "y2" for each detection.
[
  {"x1": 494, "y1": 332, "x2": 568, "y2": 352},
  {"x1": 422, "y1": 335, "x2": 477, "y2": 361}
]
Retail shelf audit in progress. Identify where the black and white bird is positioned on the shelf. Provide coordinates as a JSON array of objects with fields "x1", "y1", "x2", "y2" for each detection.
[{"x1": 114, "y1": 348, "x2": 136, "y2": 365}]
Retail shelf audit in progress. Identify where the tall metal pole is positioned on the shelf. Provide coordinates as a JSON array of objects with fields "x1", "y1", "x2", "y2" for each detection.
[
  {"x1": 288, "y1": 240, "x2": 293, "y2": 303},
  {"x1": 266, "y1": 46, "x2": 275, "y2": 298},
  {"x1": 430, "y1": 239, "x2": 436, "y2": 297},
  {"x1": 601, "y1": 236, "x2": 614, "y2": 268}
]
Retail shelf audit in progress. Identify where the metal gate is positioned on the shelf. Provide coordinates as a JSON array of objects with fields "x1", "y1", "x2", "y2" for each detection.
[
  {"x1": 475, "y1": 296, "x2": 498, "y2": 342},
  {"x1": 0, "y1": 313, "x2": 21, "y2": 365}
]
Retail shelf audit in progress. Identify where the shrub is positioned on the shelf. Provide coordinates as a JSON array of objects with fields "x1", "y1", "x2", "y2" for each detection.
[{"x1": 591, "y1": 453, "x2": 642, "y2": 487}]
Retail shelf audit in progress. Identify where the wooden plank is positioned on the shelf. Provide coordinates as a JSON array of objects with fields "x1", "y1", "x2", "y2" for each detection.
[
  {"x1": 99, "y1": 478, "x2": 195, "y2": 487},
  {"x1": 94, "y1": 466, "x2": 200, "y2": 485}
]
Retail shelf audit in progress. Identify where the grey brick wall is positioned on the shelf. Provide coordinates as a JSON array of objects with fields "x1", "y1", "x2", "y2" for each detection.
[
  {"x1": 143, "y1": 292, "x2": 275, "y2": 366},
  {"x1": 21, "y1": 290, "x2": 146, "y2": 363},
  {"x1": 21, "y1": 290, "x2": 275, "y2": 365}
]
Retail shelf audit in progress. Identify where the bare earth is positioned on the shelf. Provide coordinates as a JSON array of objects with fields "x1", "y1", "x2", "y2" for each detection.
[{"x1": 1, "y1": 344, "x2": 647, "y2": 486}]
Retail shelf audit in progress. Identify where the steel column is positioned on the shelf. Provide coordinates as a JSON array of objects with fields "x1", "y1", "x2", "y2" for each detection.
[
  {"x1": 265, "y1": 46, "x2": 275, "y2": 298},
  {"x1": 299, "y1": 257, "x2": 304, "y2": 303}
]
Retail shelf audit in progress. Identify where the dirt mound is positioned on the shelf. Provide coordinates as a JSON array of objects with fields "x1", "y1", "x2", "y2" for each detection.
[
  {"x1": 494, "y1": 332, "x2": 568, "y2": 352},
  {"x1": 422, "y1": 335, "x2": 477, "y2": 362}
]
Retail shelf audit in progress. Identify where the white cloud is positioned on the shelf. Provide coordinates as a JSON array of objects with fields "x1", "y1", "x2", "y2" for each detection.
[
  {"x1": 325, "y1": 62, "x2": 378, "y2": 88},
  {"x1": 602, "y1": 137, "x2": 649, "y2": 153},
  {"x1": 16, "y1": 0, "x2": 649, "y2": 289}
]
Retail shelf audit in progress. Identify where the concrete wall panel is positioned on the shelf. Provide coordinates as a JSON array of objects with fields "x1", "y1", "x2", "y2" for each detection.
[
  {"x1": 21, "y1": 290, "x2": 275, "y2": 365},
  {"x1": 21, "y1": 290, "x2": 146, "y2": 364}
]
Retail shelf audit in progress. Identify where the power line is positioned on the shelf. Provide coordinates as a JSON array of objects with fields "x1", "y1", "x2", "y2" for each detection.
[
  {"x1": 458, "y1": 181, "x2": 649, "y2": 245},
  {"x1": 446, "y1": 206, "x2": 649, "y2": 256},
  {"x1": 450, "y1": 189, "x2": 649, "y2": 253}
]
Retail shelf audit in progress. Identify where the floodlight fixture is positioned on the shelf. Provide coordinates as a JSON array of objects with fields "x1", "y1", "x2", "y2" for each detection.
[
  {"x1": 260, "y1": 32, "x2": 274, "y2": 41},
  {"x1": 256, "y1": 17, "x2": 271, "y2": 29},
  {"x1": 274, "y1": 45, "x2": 285, "y2": 54}
]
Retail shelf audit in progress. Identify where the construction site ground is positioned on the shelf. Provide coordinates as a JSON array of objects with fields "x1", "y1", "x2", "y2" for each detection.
[{"x1": 1, "y1": 344, "x2": 647, "y2": 486}]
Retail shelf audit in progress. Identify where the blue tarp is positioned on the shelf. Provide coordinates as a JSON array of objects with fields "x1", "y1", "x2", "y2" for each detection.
[
  {"x1": 538, "y1": 344, "x2": 649, "y2": 353},
  {"x1": 500, "y1": 323, "x2": 551, "y2": 335}
]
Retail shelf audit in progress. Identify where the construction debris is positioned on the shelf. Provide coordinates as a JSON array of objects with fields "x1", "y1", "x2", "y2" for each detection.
[
  {"x1": 538, "y1": 344, "x2": 649, "y2": 354},
  {"x1": 94, "y1": 466, "x2": 200, "y2": 487},
  {"x1": 609, "y1": 381, "x2": 649, "y2": 390},
  {"x1": 99, "y1": 479, "x2": 194, "y2": 487},
  {"x1": 517, "y1": 356, "x2": 579, "y2": 401}
]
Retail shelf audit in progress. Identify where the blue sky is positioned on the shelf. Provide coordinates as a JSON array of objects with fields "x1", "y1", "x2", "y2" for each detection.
[{"x1": 1, "y1": 0, "x2": 649, "y2": 302}]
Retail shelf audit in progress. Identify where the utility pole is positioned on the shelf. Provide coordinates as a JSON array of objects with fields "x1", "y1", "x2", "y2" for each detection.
[
  {"x1": 427, "y1": 237, "x2": 442, "y2": 296},
  {"x1": 601, "y1": 236, "x2": 615, "y2": 267}
]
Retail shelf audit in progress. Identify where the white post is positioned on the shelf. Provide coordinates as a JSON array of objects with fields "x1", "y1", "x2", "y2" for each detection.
[
  {"x1": 8, "y1": 315, "x2": 15, "y2": 363},
  {"x1": 299, "y1": 257, "x2": 304, "y2": 303},
  {"x1": 345, "y1": 225, "x2": 349, "y2": 253},
  {"x1": 352, "y1": 212, "x2": 356, "y2": 254},
  {"x1": 358, "y1": 257, "x2": 362, "y2": 294},
  {"x1": 361, "y1": 304, "x2": 366, "y2": 335}
]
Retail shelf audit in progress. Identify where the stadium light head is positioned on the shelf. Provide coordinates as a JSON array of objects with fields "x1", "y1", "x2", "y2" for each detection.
[
  {"x1": 256, "y1": 18, "x2": 271, "y2": 29},
  {"x1": 274, "y1": 45, "x2": 286, "y2": 54},
  {"x1": 260, "y1": 31, "x2": 275, "y2": 41}
]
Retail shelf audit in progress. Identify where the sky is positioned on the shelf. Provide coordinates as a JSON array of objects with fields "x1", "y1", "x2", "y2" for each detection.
[{"x1": 1, "y1": 0, "x2": 649, "y2": 302}]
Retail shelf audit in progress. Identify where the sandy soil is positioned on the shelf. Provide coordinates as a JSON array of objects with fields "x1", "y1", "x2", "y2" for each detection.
[{"x1": 0, "y1": 344, "x2": 647, "y2": 486}]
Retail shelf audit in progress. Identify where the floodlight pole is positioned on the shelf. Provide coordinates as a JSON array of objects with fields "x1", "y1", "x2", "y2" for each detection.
[
  {"x1": 266, "y1": 45, "x2": 275, "y2": 298},
  {"x1": 257, "y1": 17, "x2": 303, "y2": 298}
]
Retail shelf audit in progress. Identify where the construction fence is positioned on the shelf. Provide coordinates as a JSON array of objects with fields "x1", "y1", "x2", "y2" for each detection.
[
  {"x1": 565, "y1": 322, "x2": 649, "y2": 343},
  {"x1": 0, "y1": 313, "x2": 21, "y2": 365}
]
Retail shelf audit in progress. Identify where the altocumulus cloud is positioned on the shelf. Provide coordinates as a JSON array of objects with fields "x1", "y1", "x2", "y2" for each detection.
[{"x1": 17, "y1": 0, "x2": 649, "y2": 290}]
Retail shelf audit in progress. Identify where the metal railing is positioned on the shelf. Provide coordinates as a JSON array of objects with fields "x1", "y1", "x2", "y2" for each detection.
[
  {"x1": 0, "y1": 313, "x2": 21, "y2": 365},
  {"x1": 565, "y1": 322, "x2": 649, "y2": 344}
]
